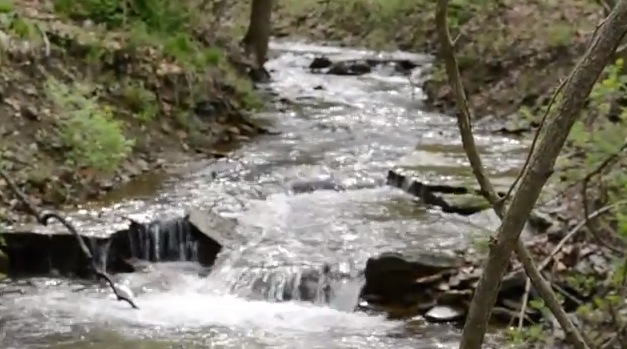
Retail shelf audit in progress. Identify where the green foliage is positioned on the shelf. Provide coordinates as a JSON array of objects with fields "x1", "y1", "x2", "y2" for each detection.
[
  {"x1": 52, "y1": 0, "x2": 223, "y2": 71},
  {"x1": 509, "y1": 57, "x2": 627, "y2": 347},
  {"x1": 45, "y1": 78, "x2": 134, "y2": 173},
  {"x1": 52, "y1": 0, "x2": 256, "y2": 113},
  {"x1": 119, "y1": 80, "x2": 158, "y2": 123},
  {"x1": 0, "y1": 0, "x2": 13, "y2": 13},
  {"x1": 52, "y1": 0, "x2": 192, "y2": 32}
]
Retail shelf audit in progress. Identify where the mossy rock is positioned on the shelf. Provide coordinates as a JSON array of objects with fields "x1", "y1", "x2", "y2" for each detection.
[{"x1": 439, "y1": 193, "x2": 491, "y2": 212}]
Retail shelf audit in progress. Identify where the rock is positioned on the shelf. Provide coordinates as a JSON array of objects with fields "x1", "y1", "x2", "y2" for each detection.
[
  {"x1": 360, "y1": 250, "x2": 462, "y2": 305},
  {"x1": 424, "y1": 305, "x2": 465, "y2": 323},
  {"x1": 309, "y1": 56, "x2": 333, "y2": 70},
  {"x1": 0, "y1": 206, "x2": 238, "y2": 277},
  {"x1": 287, "y1": 178, "x2": 346, "y2": 194},
  {"x1": 327, "y1": 60, "x2": 372, "y2": 76},
  {"x1": 0, "y1": 213, "x2": 129, "y2": 277},
  {"x1": 110, "y1": 208, "x2": 236, "y2": 268},
  {"x1": 386, "y1": 166, "x2": 513, "y2": 215},
  {"x1": 0, "y1": 227, "x2": 108, "y2": 277},
  {"x1": 308, "y1": 53, "x2": 431, "y2": 77}
]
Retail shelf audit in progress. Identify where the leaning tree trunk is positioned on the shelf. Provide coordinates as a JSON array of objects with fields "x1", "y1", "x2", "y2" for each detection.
[
  {"x1": 433, "y1": 0, "x2": 627, "y2": 348},
  {"x1": 242, "y1": 0, "x2": 273, "y2": 82}
]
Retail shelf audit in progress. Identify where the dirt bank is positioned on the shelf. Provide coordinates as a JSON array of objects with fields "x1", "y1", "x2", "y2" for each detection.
[
  {"x1": 252, "y1": 0, "x2": 603, "y2": 119},
  {"x1": 0, "y1": 0, "x2": 269, "y2": 223}
]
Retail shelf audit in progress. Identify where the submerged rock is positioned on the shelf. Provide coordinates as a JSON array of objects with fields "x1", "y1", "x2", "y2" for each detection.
[
  {"x1": 327, "y1": 60, "x2": 372, "y2": 76},
  {"x1": 308, "y1": 55, "x2": 429, "y2": 77},
  {"x1": 287, "y1": 178, "x2": 346, "y2": 194}
]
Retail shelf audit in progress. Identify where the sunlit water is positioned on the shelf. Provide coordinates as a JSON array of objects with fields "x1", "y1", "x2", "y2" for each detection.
[{"x1": 0, "y1": 42, "x2": 526, "y2": 348}]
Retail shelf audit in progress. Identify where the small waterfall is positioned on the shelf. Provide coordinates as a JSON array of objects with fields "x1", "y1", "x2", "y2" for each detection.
[
  {"x1": 208, "y1": 257, "x2": 364, "y2": 309},
  {"x1": 108, "y1": 216, "x2": 218, "y2": 269}
]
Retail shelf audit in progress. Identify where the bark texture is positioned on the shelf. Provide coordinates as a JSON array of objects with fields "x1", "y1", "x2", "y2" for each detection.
[
  {"x1": 242, "y1": 0, "x2": 273, "y2": 81},
  {"x1": 435, "y1": 0, "x2": 627, "y2": 348}
]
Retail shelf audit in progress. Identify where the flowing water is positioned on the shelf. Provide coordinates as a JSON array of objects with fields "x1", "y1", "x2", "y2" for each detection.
[{"x1": 0, "y1": 42, "x2": 528, "y2": 348}]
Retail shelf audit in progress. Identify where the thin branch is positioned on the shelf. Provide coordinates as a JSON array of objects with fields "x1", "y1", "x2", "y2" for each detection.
[
  {"x1": 435, "y1": 1, "x2": 585, "y2": 347},
  {"x1": 0, "y1": 166, "x2": 138, "y2": 309},
  {"x1": 505, "y1": 199, "x2": 627, "y2": 279},
  {"x1": 505, "y1": 18, "x2": 607, "y2": 208},
  {"x1": 435, "y1": 0, "x2": 627, "y2": 349},
  {"x1": 581, "y1": 141, "x2": 627, "y2": 254}
]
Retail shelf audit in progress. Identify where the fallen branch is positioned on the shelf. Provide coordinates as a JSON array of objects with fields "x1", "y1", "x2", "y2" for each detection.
[
  {"x1": 0, "y1": 167, "x2": 138, "y2": 309},
  {"x1": 435, "y1": 0, "x2": 627, "y2": 348}
]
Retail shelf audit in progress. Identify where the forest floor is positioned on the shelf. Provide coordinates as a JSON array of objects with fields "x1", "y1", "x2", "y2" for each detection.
[{"x1": 0, "y1": 0, "x2": 269, "y2": 224}]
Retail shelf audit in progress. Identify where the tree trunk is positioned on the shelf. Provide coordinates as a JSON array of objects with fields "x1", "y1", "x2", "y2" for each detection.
[
  {"x1": 242, "y1": 0, "x2": 273, "y2": 82},
  {"x1": 434, "y1": 0, "x2": 627, "y2": 349}
]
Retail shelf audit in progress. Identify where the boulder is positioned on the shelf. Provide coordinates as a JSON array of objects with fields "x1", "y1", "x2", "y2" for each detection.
[
  {"x1": 327, "y1": 60, "x2": 372, "y2": 76},
  {"x1": 360, "y1": 250, "x2": 463, "y2": 305},
  {"x1": 186, "y1": 207, "x2": 236, "y2": 266}
]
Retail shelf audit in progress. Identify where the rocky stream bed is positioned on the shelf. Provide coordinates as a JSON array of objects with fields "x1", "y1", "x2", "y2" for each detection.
[{"x1": 0, "y1": 42, "x2": 604, "y2": 349}]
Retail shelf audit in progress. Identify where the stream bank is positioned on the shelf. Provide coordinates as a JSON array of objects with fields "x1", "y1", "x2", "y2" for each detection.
[
  {"x1": 0, "y1": 1, "x2": 268, "y2": 225},
  {"x1": 225, "y1": 0, "x2": 603, "y2": 121}
]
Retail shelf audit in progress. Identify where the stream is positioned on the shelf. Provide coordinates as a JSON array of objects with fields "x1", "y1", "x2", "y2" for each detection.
[{"x1": 0, "y1": 42, "x2": 528, "y2": 348}]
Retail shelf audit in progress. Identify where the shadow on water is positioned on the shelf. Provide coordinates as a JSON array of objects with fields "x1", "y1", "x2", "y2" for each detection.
[{"x1": 0, "y1": 41, "x2": 526, "y2": 349}]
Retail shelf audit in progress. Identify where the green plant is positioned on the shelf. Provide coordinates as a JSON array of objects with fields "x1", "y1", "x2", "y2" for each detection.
[
  {"x1": 45, "y1": 78, "x2": 134, "y2": 173},
  {"x1": 120, "y1": 80, "x2": 158, "y2": 122}
]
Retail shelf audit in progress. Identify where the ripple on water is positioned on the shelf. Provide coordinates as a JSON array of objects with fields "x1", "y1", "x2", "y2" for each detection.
[{"x1": 0, "y1": 264, "x2": 457, "y2": 349}]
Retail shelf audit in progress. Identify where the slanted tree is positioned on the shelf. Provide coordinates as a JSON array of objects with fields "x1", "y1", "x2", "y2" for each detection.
[
  {"x1": 242, "y1": 0, "x2": 273, "y2": 82},
  {"x1": 434, "y1": 0, "x2": 627, "y2": 348}
]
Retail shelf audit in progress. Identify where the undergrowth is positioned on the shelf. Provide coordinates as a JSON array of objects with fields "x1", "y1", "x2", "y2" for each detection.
[
  {"x1": 1, "y1": 0, "x2": 260, "y2": 174},
  {"x1": 506, "y1": 59, "x2": 627, "y2": 348},
  {"x1": 45, "y1": 78, "x2": 134, "y2": 173}
]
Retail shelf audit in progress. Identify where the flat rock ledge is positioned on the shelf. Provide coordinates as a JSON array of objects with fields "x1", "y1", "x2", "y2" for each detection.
[
  {"x1": 359, "y1": 235, "x2": 614, "y2": 325},
  {"x1": 386, "y1": 169, "x2": 555, "y2": 233},
  {"x1": 0, "y1": 207, "x2": 236, "y2": 277}
]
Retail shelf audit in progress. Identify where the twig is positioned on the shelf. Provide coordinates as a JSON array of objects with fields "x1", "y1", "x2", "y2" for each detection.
[
  {"x1": 34, "y1": 23, "x2": 50, "y2": 57},
  {"x1": 500, "y1": 17, "x2": 608, "y2": 207},
  {"x1": 0, "y1": 167, "x2": 138, "y2": 309},
  {"x1": 435, "y1": 0, "x2": 615, "y2": 348},
  {"x1": 580, "y1": 141, "x2": 627, "y2": 255},
  {"x1": 504, "y1": 199, "x2": 627, "y2": 279}
]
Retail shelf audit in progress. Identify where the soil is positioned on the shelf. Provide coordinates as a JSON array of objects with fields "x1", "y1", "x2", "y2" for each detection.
[{"x1": 0, "y1": 0, "x2": 269, "y2": 224}]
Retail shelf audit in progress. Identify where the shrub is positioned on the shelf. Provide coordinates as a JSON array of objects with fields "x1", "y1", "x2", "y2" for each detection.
[{"x1": 45, "y1": 78, "x2": 134, "y2": 173}]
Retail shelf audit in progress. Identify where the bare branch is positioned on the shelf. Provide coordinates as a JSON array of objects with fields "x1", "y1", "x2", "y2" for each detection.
[
  {"x1": 435, "y1": 0, "x2": 627, "y2": 349},
  {"x1": 434, "y1": 1, "x2": 587, "y2": 347},
  {"x1": 0, "y1": 166, "x2": 139, "y2": 309}
]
